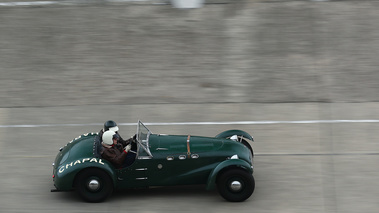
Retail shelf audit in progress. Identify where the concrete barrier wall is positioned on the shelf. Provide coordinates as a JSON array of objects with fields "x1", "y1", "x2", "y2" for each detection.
[{"x1": 1, "y1": 0, "x2": 379, "y2": 107}]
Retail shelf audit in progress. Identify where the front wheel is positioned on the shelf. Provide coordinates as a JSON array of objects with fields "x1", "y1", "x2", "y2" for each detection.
[
  {"x1": 75, "y1": 168, "x2": 113, "y2": 202},
  {"x1": 217, "y1": 169, "x2": 255, "y2": 202}
]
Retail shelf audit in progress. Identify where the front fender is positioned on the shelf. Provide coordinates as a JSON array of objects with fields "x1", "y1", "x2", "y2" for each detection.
[
  {"x1": 54, "y1": 157, "x2": 116, "y2": 191},
  {"x1": 205, "y1": 159, "x2": 253, "y2": 191},
  {"x1": 215, "y1": 130, "x2": 253, "y2": 141}
]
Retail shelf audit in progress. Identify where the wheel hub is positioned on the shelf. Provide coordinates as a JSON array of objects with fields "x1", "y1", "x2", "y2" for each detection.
[
  {"x1": 87, "y1": 179, "x2": 100, "y2": 191},
  {"x1": 230, "y1": 181, "x2": 242, "y2": 192}
]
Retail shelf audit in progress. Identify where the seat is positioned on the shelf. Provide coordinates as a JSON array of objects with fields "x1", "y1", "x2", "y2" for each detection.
[{"x1": 93, "y1": 135, "x2": 103, "y2": 159}]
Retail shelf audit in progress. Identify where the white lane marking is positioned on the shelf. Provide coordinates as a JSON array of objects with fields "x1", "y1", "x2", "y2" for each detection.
[
  {"x1": 141, "y1": 120, "x2": 379, "y2": 125},
  {"x1": 1, "y1": 120, "x2": 379, "y2": 128},
  {"x1": 0, "y1": 109, "x2": 9, "y2": 155}
]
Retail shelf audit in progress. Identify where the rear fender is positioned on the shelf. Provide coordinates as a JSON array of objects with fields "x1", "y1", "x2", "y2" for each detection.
[
  {"x1": 215, "y1": 130, "x2": 253, "y2": 141},
  {"x1": 205, "y1": 159, "x2": 253, "y2": 190}
]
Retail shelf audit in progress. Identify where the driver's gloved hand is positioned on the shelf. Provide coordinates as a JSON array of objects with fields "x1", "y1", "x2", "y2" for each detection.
[{"x1": 124, "y1": 144, "x2": 132, "y2": 153}]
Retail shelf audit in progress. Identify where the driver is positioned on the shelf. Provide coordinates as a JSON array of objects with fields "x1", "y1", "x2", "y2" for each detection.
[
  {"x1": 101, "y1": 130, "x2": 135, "y2": 168},
  {"x1": 99, "y1": 120, "x2": 129, "y2": 144}
]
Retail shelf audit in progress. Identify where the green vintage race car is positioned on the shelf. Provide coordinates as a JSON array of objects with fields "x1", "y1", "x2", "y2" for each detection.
[{"x1": 51, "y1": 121, "x2": 255, "y2": 202}]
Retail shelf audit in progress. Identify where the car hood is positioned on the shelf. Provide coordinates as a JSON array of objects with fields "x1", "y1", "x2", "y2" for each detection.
[
  {"x1": 149, "y1": 134, "x2": 252, "y2": 164},
  {"x1": 150, "y1": 134, "x2": 229, "y2": 153}
]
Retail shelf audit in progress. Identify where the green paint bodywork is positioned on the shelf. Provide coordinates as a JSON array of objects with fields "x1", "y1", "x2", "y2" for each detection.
[
  {"x1": 52, "y1": 124, "x2": 254, "y2": 192},
  {"x1": 53, "y1": 133, "x2": 117, "y2": 190}
]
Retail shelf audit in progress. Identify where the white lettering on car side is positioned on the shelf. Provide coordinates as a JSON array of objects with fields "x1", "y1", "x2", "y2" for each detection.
[
  {"x1": 65, "y1": 162, "x2": 73, "y2": 169},
  {"x1": 73, "y1": 160, "x2": 81, "y2": 165},
  {"x1": 58, "y1": 158, "x2": 105, "y2": 174}
]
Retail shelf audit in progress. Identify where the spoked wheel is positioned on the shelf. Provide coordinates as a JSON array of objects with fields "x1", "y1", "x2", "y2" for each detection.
[
  {"x1": 227, "y1": 136, "x2": 254, "y2": 157},
  {"x1": 75, "y1": 168, "x2": 113, "y2": 202},
  {"x1": 217, "y1": 169, "x2": 255, "y2": 202},
  {"x1": 240, "y1": 139, "x2": 254, "y2": 157}
]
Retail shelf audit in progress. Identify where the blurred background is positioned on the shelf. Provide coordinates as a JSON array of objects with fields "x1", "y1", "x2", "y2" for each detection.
[{"x1": 0, "y1": 0, "x2": 378, "y2": 212}]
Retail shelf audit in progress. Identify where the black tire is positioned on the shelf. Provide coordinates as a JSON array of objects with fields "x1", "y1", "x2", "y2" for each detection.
[
  {"x1": 75, "y1": 168, "x2": 113, "y2": 202},
  {"x1": 217, "y1": 169, "x2": 255, "y2": 202}
]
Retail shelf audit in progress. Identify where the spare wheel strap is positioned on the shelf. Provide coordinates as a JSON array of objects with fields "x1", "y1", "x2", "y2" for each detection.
[{"x1": 187, "y1": 135, "x2": 191, "y2": 156}]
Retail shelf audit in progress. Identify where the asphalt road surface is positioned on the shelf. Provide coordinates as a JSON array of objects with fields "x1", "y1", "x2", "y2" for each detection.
[
  {"x1": 0, "y1": 102, "x2": 378, "y2": 213},
  {"x1": 1, "y1": 1, "x2": 379, "y2": 212}
]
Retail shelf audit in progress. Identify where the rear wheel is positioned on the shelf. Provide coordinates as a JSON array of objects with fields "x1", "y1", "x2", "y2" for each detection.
[
  {"x1": 217, "y1": 169, "x2": 255, "y2": 202},
  {"x1": 75, "y1": 168, "x2": 113, "y2": 202}
]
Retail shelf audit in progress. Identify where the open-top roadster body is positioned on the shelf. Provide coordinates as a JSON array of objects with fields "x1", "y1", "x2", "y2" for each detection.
[{"x1": 52, "y1": 121, "x2": 255, "y2": 202}]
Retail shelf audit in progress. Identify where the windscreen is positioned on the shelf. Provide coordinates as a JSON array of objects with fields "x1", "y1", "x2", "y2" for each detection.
[{"x1": 137, "y1": 121, "x2": 153, "y2": 158}]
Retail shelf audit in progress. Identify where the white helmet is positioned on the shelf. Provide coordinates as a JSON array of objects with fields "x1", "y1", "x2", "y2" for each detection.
[
  {"x1": 102, "y1": 130, "x2": 116, "y2": 145},
  {"x1": 109, "y1": 126, "x2": 119, "y2": 132}
]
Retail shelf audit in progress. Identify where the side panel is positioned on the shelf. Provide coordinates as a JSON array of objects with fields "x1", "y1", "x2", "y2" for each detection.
[
  {"x1": 205, "y1": 159, "x2": 253, "y2": 190},
  {"x1": 145, "y1": 152, "x2": 222, "y2": 187},
  {"x1": 115, "y1": 160, "x2": 151, "y2": 189},
  {"x1": 145, "y1": 135, "x2": 228, "y2": 187}
]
